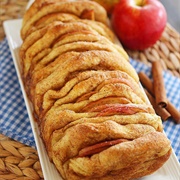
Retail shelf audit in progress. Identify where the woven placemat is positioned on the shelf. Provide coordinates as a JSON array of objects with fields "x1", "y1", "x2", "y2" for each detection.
[
  {"x1": 0, "y1": 1, "x2": 179, "y2": 179},
  {"x1": 0, "y1": 0, "x2": 29, "y2": 41},
  {"x1": 0, "y1": 134, "x2": 43, "y2": 180},
  {"x1": 126, "y1": 24, "x2": 180, "y2": 78}
]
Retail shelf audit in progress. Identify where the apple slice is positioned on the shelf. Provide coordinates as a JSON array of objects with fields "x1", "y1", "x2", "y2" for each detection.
[
  {"x1": 78, "y1": 139, "x2": 128, "y2": 157},
  {"x1": 82, "y1": 96, "x2": 131, "y2": 112},
  {"x1": 80, "y1": 9, "x2": 95, "y2": 20},
  {"x1": 89, "y1": 104, "x2": 154, "y2": 116},
  {"x1": 76, "y1": 91, "x2": 96, "y2": 102}
]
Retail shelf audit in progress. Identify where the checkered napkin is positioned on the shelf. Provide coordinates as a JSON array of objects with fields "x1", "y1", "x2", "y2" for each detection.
[
  {"x1": 0, "y1": 38, "x2": 180, "y2": 161},
  {"x1": 0, "y1": 39, "x2": 35, "y2": 147}
]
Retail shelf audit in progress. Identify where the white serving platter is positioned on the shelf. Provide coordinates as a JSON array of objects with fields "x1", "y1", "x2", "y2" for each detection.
[{"x1": 3, "y1": 19, "x2": 180, "y2": 180}]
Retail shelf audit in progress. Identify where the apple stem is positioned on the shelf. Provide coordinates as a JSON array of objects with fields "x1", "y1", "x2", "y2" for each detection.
[{"x1": 135, "y1": 0, "x2": 146, "y2": 6}]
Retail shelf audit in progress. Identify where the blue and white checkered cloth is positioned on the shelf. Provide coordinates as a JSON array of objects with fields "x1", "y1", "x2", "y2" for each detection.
[
  {"x1": 0, "y1": 39, "x2": 35, "y2": 147},
  {"x1": 0, "y1": 38, "x2": 180, "y2": 161}
]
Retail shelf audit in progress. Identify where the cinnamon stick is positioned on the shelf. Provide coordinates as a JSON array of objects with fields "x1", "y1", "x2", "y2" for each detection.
[
  {"x1": 144, "y1": 89, "x2": 171, "y2": 121},
  {"x1": 138, "y1": 72, "x2": 153, "y2": 94},
  {"x1": 166, "y1": 103, "x2": 180, "y2": 123},
  {"x1": 139, "y1": 72, "x2": 180, "y2": 123},
  {"x1": 152, "y1": 60, "x2": 168, "y2": 108}
]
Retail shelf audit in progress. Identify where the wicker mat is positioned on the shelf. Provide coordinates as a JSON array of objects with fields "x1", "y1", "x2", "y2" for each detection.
[
  {"x1": 0, "y1": 134, "x2": 43, "y2": 180},
  {"x1": 0, "y1": 1, "x2": 180, "y2": 180},
  {"x1": 0, "y1": 0, "x2": 29, "y2": 41}
]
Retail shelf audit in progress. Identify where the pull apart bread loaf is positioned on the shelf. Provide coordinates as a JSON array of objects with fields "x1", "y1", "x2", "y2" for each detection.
[{"x1": 20, "y1": 0, "x2": 171, "y2": 179}]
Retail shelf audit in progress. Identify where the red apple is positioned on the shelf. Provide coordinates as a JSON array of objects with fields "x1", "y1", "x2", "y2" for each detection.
[{"x1": 111, "y1": 0, "x2": 167, "y2": 50}]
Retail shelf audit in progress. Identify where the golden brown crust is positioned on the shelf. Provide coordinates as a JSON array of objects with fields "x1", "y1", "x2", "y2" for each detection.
[
  {"x1": 31, "y1": 51, "x2": 137, "y2": 115},
  {"x1": 60, "y1": 132, "x2": 171, "y2": 180},
  {"x1": 52, "y1": 122, "x2": 156, "y2": 162},
  {"x1": 20, "y1": 21, "x2": 119, "y2": 80},
  {"x1": 21, "y1": 0, "x2": 108, "y2": 39},
  {"x1": 38, "y1": 70, "x2": 146, "y2": 116},
  {"x1": 20, "y1": 1, "x2": 171, "y2": 179}
]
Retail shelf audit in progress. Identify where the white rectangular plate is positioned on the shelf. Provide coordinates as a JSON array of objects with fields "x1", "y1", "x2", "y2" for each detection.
[{"x1": 3, "y1": 19, "x2": 180, "y2": 180}]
